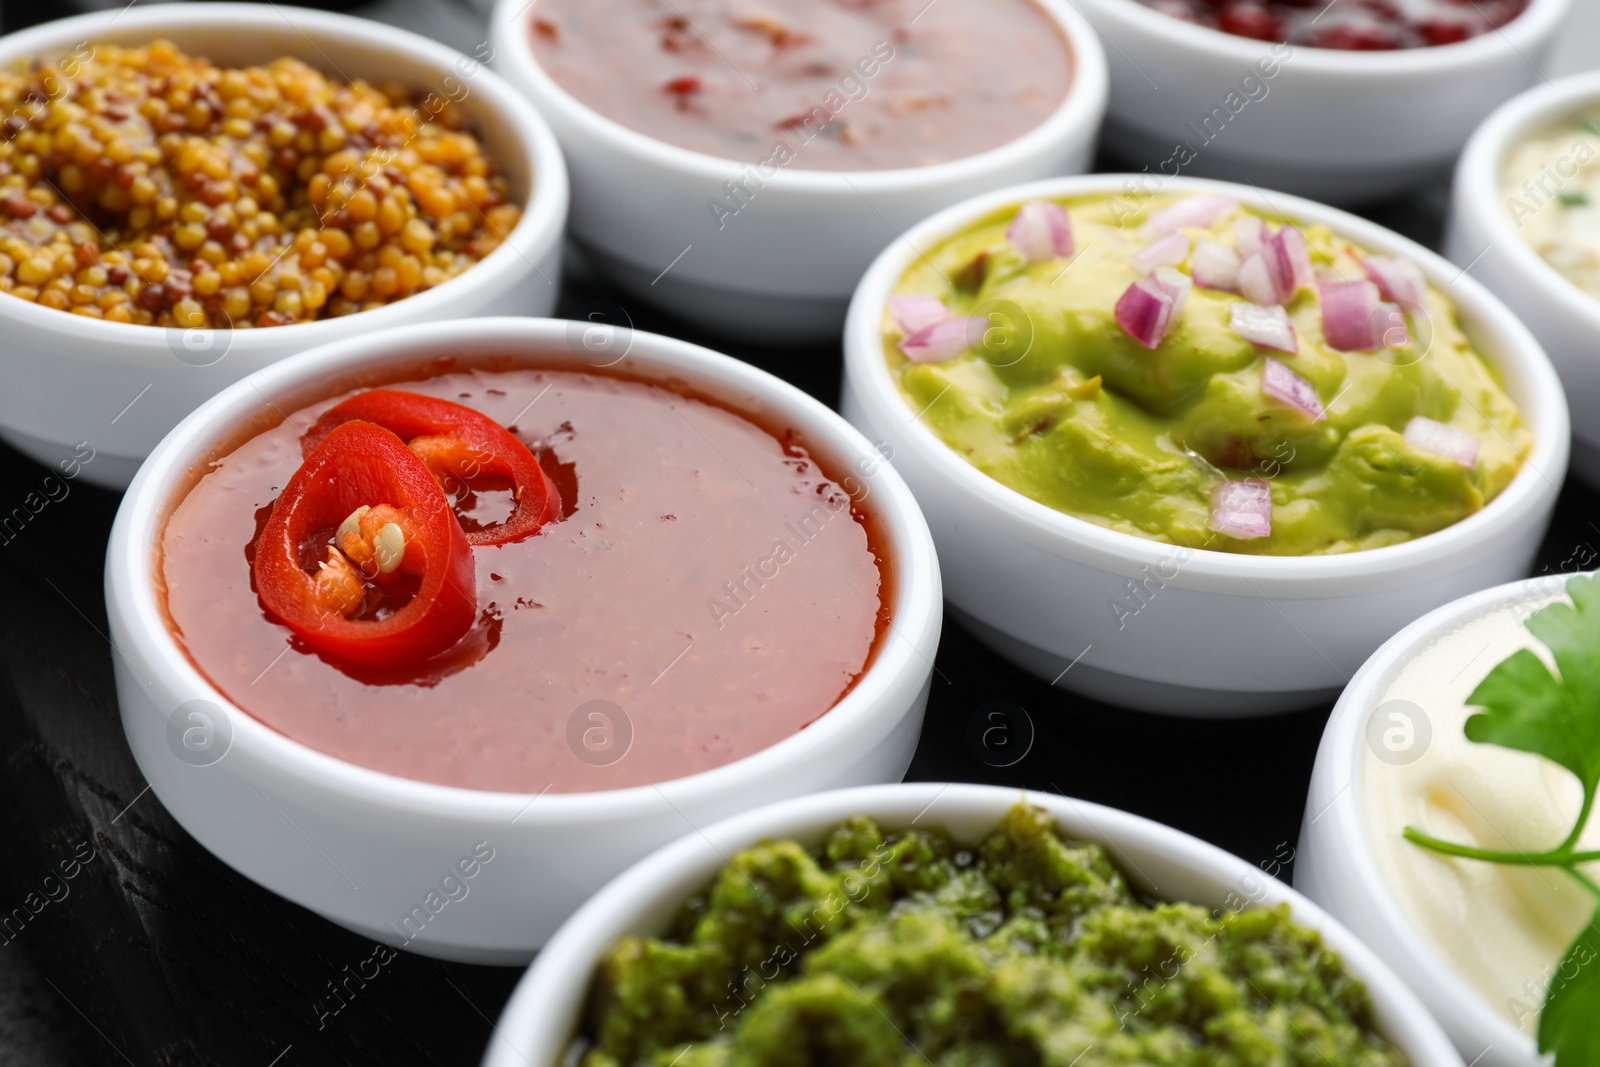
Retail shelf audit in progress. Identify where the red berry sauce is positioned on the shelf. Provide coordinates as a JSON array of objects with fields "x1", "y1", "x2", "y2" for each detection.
[{"x1": 1140, "y1": 0, "x2": 1529, "y2": 50}]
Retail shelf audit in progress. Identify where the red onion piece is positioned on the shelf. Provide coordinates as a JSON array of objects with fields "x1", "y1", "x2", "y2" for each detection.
[
  {"x1": 1209, "y1": 479, "x2": 1272, "y2": 540},
  {"x1": 1239, "y1": 253, "x2": 1277, "y2": 306},
  {"x1": 900, "y1": 315, "x2": 987, "y2": 363},
  {"x1": 1230, "y1": 302, "x2": 1298, "y2": 354},
  {"x1": 1132, "y1": 232, "x2": 1191, "y2": 274},
  {"x1": 1403, "y1": 416, "x2": 1479, "y2": 468},
  {"x1": 1115, "y1": 267, "x2": 1192, "y2": 350},
  {"x1": 1140, "y1": 194, "x2": 1239, "y2": 239},
  {"x1": 1363, "y1": 255, "x2": 1426, "y2": 310},
  {"x1": 1376, "y1": 302, "x2": 1411, "y2": 351},
  {"x1": 1263, "y1": 226, "x2": 1313, "y2": 301},
  {"x1": 1156, "y1": 266, "x2": 1193, "y2": 316},
  {"x1": 1319, "y1": 279, "x2": 1383, "y2": 351},
  {"x1": 1285, "y1": 229, "x2": 1315, "y2": 292},
  {"x1": 887, "y1": 294, "x2": 951, "y2": 335},
  {"x1": 1007, "y1": 200, "x2": 1074, "y2": 262},
  {"x1": 1192, "y1": 238, "x2": 1241, "y2": 291},
  {"x1": 1261, "y1": 356, "x2": 1324, "y2": 419},
  {"x1": 1235, "y1": 216, "x2": 1267, "y2": 258}
]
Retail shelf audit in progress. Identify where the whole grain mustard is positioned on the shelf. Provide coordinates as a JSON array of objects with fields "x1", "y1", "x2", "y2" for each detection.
[{"x1": 0, "y1": 39, "x2": 521, "y2": 328}]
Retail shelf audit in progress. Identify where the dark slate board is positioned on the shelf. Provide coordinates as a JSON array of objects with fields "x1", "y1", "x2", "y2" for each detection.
[{"x1": 0, "y1": 3, "x2": 1594, "y2": 1065}]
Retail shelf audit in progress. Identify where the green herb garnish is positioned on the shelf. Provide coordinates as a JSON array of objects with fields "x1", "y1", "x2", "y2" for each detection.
[
  {"x1": 1560, "y1": 190, "x2": 1590, "y2": 208},
  {"x1": 1406, "y1": 573, "x2": 1600, "y2": 1065}
]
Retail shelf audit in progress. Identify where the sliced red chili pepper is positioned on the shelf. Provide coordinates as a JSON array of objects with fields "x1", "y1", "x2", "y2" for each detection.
[
  {"x1": 254, "y1": 421, "x2": 476, "y2": 669},
  {"x1": 302, "y1": 390, "x2": 560, "y2": 547}
]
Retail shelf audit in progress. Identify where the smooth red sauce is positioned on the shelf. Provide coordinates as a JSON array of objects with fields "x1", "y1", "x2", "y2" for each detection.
[
  {"x1": 528, "y1": 0, "x2": 1073, "y2": 171},
  {"x1": 160, "y1": 367, "x2": 888, "y2": 793}
]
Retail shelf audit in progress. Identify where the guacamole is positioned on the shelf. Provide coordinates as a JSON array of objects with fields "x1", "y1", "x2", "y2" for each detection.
[
  {"x1": 579, "y1": 804, "x2": 1409, "y2": 1067},
  {"x1": 885, "y1": 194, "x2": 1530, "y2": 555}
]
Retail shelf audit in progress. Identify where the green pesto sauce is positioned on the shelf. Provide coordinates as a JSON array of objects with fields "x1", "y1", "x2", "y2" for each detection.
[
  {"x1": 580, "y1": 804, "x2": 1409, "y2": 1067},
  {"x1": 886, "y1": 195, "x2": 1530, "y2": 556}
]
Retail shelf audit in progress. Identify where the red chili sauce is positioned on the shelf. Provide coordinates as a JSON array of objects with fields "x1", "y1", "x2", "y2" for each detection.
[
  {"x1": 1141, "y1": 0, "x2": 1527, "y2": 48},
  {"x1": 159, "y1": 366, "x2": 890, "y2": 793},
  {"x1": 527, "y1": 0, "x2": 1074, "y2": 171}
]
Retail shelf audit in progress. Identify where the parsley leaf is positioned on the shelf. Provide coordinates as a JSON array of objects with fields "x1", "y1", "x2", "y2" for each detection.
[
  {"x1": 1541, "y1": 908, "x2": 1600, "y2": 1065},
  {"x1": 1464, "y1": 574, "x2": 1600, "y2": 797}
]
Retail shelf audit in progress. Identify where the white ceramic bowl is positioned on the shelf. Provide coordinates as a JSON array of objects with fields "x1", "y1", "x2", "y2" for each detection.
[
  {"x1": 1068, "y1": 0, "x2": 1569, "y2": 204},
  {"x1": 1448, "y1": 71, "x2": 1600, "y2": 490},
  {"x1": 482, "y1": 782, "x2": 1465, "y2": 1067},
  {"x1": 488, "y1": 0, "x2": 1107, "y2": 344},
  {"x1": 841, "y1": 174, "x2": 1569, "y2": 716},
  {"x1": 0, "y1": 3, "x2": 569, "y2": 489},
  {"x1": 103, "y1": 316, "x2": 941, "y2": 964},
  {"x1": 1296, "y1": 574, "x2": 1590, "y2": 1067}
]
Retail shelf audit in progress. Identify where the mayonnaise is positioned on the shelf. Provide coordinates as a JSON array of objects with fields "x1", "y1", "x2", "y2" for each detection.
[
  {"x1": 1361, "y1": 587, "x2": 1600, "y2": 1034},
  {"x1": 1501, "y1": 118, "x2": 1600, "y2": 301}
]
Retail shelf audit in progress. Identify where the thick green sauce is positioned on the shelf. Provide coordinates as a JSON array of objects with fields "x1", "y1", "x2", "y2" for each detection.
[
  {"x1": 887, "y1": 195, "x2": 1530, "y2": 555},
  {"x1": 580, "y1": 804, "x2": 1409, "y2": 1066}
]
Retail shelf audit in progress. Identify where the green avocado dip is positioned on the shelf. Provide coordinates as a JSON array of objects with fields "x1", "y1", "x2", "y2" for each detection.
[
  {"x1": 578, "y1": 803, "x2": 1409, "y2": 1067},
  {"x1": 884, "y1": 193, "x2": 1530, "y2": 555}
]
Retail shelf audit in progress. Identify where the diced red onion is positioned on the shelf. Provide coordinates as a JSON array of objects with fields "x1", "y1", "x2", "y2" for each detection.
[
  {"x1": 1115, "y1": 267, "x2": 1192, "y2": 350},
  {"x1": 1192, "y1": 238, "x2": 1241, "y2": 291},
  {"x1": 887, "y1": 294, "x2": 950, "y2": 335},
  {"x1": 1140, "y1": 194, "x2": 1239, "y2": 239},
  {"x1": 1376, "y1": 302, "x2": 1411, "y2": 350},
  {"x1": 1363, "y1": 255, "x2": 1426, "y2": 310},
  {"x1": 1209, "y1": 479, "x2": 1272, "y2": 540},
  {"x1": 1007, "y1": 200, "x2": 1074, "y2": 262},
  {"x1": 1157, "y1": 266, "x2": 1193, "y2": 315},
  {"x1": 900, "y1": 315, "x2": 987, "y2": 363},
  {"x1": 1239, "y1": 254, "x2": 1277, "y2": 306},
  {"x1": 1285, "y1": 229, "x2": 1315, "y2": 292},
  {"x1": 1261, "y1": 357, "x2": 1324, "y2": 419},
  {"x1": 1403, "y1": 416, "x2": 1479, "y2": 468},
  {"x1": 1235, "y1": 216, "x2": 1267, "y2": 258},
  {"x1": 1319, "y1": 279, "x2": 1384, "y2": 351},
  {"x1": 1132, "y1": 232, "x2": 1191, "y2": 274},
  {"x1": 1263, "y1": 226, "x2": 1313, "y2": 301},
  {"x1": 1230, "y1": 302, "x2": 1298, "y2": 354}
]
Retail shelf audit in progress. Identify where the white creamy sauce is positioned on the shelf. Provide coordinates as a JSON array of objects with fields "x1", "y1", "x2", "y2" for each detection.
[
  {"x1": 1502, "y1": 119, "x2": 1600, "y2": 300},
  {"x1": 1361, "y1": 588, "x2": 1600, "y2": 1033}
]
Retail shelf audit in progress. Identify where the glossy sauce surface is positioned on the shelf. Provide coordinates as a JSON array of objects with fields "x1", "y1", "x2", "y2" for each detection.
[
  {"x1": 527, "y1": 0, "x2": 1072, "y2": 170},
  {"x1": 1140, "y1": 0, "x2": 1527, "y2": 48},
  {"x1": 161, "y1": 368, "x2": 886, "y2": 793}
]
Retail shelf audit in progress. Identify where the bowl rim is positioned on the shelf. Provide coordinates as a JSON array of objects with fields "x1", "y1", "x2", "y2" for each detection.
[
  {"x1": 841, "y1": 171, "x2": 1571, "y2": 587},
  {"x1": 104, "y1": 316, "x2": 942, "y2": 823},
  {"x1": 482, "y1": 780, "x2": 1466, "y2": 1067},
  {"x1": 1306, "y1": 572, "x2": 1596, "y2": 1059},
  {"x1": 1454, "y1": 68, "x2": 1600, "y2": 333},
  {"x1": 1065, "y1": 0, "x2": 1571, "y2": 74},
  {"x1": 0, "y1": 2, "x2": 570, "y2": 362},
  {"x1": 487, "y1": 0, "x2": 1109, "y2": 191}
]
